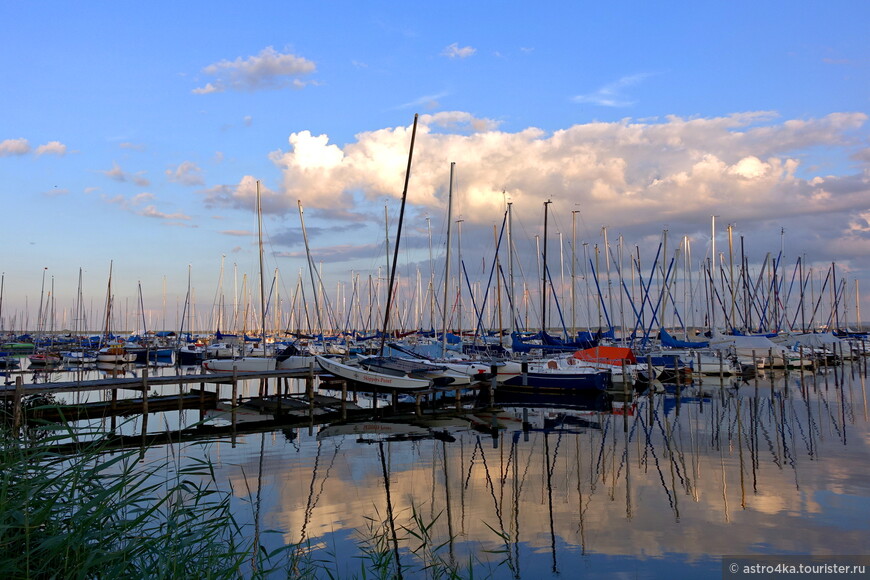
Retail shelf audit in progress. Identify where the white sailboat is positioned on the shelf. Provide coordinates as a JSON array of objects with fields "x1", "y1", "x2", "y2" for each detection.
[
  {"x1": 202, "y1": 180, "x2": 292, "y2": 373},
  {"x1": 315, "y1": 355, "x2": 431, "y2": 390},
  {"x1": 315, "y1": 115, "x2": 431, "y2": 391}
]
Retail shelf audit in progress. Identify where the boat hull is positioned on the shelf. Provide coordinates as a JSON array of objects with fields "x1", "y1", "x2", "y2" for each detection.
[
  {"x1": 500, "y1": 370, "x2": 612, "y2": 391},
  {"x1": 316, "y1": 355, "x2": 431, "y2": 390}
]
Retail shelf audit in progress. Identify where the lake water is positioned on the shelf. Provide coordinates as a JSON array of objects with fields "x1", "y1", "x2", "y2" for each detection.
[{"x1": 9, "y1": 359, "x2": 870, "y2": 578}]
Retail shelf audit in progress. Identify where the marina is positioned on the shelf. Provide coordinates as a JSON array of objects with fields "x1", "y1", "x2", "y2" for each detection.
[{"x1": 2, "y1": 345, "x2": 868, "y2": 578}]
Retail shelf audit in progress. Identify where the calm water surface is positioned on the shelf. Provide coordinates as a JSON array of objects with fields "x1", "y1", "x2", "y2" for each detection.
[{"x1": 11, "y1": 360, "x2": 870, "y2": 578}]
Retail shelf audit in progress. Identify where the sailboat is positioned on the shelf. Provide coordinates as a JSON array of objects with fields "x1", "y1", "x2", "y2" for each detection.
[
  {"x1": 94, "y1": 262, "x2": 137, "y2": 364},
  {"x1": 501, "y1": 201, "x2": 613, "y2": 393},
  {"x1": 316, "y1": 115, "x2": 432, "y2": 391},
  {"x1": 61, "y1": 269, "x2": 97, "y2": 364},
  {"x1": 202, "y1": 181, "x2": 317, "y2": 373},
  {"x1": 28, "y1": 269, "x2": 63, "y2": 367}
]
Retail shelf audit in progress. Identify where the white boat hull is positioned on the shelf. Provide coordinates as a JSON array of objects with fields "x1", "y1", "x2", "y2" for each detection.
[
  {"x1": 202, "y1": 355, "x2": 317, "y2": 372},
  {"x1": 316, "y1": 355, "x2": 431, "y2": 390}
]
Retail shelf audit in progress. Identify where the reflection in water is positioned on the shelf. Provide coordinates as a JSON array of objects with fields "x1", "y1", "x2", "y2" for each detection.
[{"x1": 156, "y1": 366, "x2": 870, "y2": 578}]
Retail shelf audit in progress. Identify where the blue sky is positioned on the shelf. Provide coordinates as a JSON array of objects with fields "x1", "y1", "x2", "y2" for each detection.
[{"x1": 2, "y1": 1, "x2": 869, "y2": 332}]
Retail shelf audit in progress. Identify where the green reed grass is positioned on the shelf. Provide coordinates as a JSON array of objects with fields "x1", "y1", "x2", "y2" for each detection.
[
  {"x1": 1, "y1": 402, "x2": 507, "y2": 579},
  {"x1": 0, "y1": 417, "x2": 287, "y2": 579}
]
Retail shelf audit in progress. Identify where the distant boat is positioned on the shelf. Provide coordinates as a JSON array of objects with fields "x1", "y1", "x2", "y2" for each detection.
[
  {"x1": 499, "y1": 359, "x2": 612, "y2": 392},
  {"x1": 202, "y1": 344, "x2": 316, "y2": 373},
  {"x1": 177, "y1": 343, "x2": 205, "y2": 365},
  {"x1": 0, "y1": 354, "x2": 20, "y2": 368},
  {"x1": 61, "y1": 350, "x2": 98, "y2": 364},
  {"x1": 96, "y1": 345, "x2": 138, "y2": 364},
  {"x1": 28, "y1": 351, "x2": 63, "y2": 366},
  {"x1": 1, "y1": 342, "x2": 35, "y2": 353}
]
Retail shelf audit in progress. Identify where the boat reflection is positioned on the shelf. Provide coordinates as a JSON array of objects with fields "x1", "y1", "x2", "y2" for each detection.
[{"x1": 215, "y1": 366, "x2": 870, "y2": 579}]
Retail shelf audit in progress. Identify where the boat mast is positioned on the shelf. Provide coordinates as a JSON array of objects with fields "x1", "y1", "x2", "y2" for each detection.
[
  {"x1": 494, "y1": 223, "x2": 504, "y2": 346},
  {"x1": 298, "y1": 200, "x2": 323, "y2": 343},
  {"x1": 709, "y1": 216, "x2": 716, "y2": 332},
  {"x1": 441, "y1": 161, "x2": 454, "y2": 358},
  {"x1": 379, "y1": 114, "x2": 419, "y2": 356},
  {"x1": 103, "y1": 261, "x2": 113, "y2": 342},
  {"x1": 37, "y1": 267, "x2": 48, "y2": 338},
  {"x1": 571, "y1": 210, "x2": 578, "y2": 337},
  {"x1": 728, "y1": 224, "x2": 736, "y2": 330},
  {"x1": 603, "y1": 225, "x2": 614, "y2": 333},
  {"x1": 507, "y1": 201, "x2": 516, "y2": 338},
  {"x1": 542, "y1": 200, "x2": 552, "y2": 333},
  {"x1": 457, "y1": 217, "x2": 464, "y2": 339},
  {"x1": 426, "y1": 216, "x2": 434, "y2": 331},
  {"x1": 256, "y1": 181, "x2": 267, "y2": 356}
]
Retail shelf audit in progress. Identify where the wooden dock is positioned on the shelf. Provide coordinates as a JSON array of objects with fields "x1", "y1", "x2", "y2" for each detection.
[{"x1": 1, "y1": 367, "x2": 494, "y2": 450}]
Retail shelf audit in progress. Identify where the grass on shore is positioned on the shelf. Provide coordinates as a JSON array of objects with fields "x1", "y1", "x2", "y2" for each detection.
[{"x1": 1, "y1": 403, "x2": 507, "y2": 579}]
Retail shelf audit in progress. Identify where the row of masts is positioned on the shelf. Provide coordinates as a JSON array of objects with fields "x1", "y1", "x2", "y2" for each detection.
[
  {"x1": 3, "y1": 171, "x2": 864, "y2": 342},
  {"x1": 1, "y1": 238, "x2": 862, "y2": 344}
]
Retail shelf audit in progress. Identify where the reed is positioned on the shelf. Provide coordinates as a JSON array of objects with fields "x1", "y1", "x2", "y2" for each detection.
[
  {"x1": 0, "y1": 418, "x2": 286, "y2": 579},
  {"x1": 1, "y1": 406, "x2": 506, "y2": 579}
]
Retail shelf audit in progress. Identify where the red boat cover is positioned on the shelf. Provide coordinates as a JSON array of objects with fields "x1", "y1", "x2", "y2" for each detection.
[{"x1": 573, "y1": 346, "x2": 637, "y2": 365}]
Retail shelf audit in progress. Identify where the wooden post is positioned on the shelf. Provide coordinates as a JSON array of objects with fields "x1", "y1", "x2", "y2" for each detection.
[
  {"x1": 12, "y1": 376, "x2": 24, "y2": 433},
  {"x1": 673, "y1": 356, "x2": 681, "y2": 386},
  {"x1": 141, "y1": 369, "x2": 150, "y2": 446},
  {"x1": 231, "y1": 367, "x2": 238, "y2": 427},
  {"x1": 141, "y1": 368, "x2": 149, "y2": 416},
  {"x1": 647, "y1": 354, "x2": 653, "y2": 384},
  {"x1": 341, "y1": 381, "x2": 347, "y2": 420},
  {"x1": 306, "y1": 364, "x2": 314, "y2": 400}
]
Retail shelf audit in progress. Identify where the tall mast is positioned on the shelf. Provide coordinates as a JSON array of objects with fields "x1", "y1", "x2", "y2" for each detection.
[
  {"x1": 571, "y1": 211, "x2": 578, "y2": 337},
  {"x1": 103, "y1": 261, "x2": 113, "y2": 339},
  {"x1": 384, "y1": 204, "x2": 390, "y2": 280},
  {"x1": 494, "y1": 223, "x2": 504, "y2": 346},
  {"x1": 603, "y1": 225, "x2": 614, "y2": 332},
  {"x1": 542, "y1": 200, "x2": 552, "y2": 332},
  {"x1": 216, "y1": 254, "x2": 226, "y2": 332},
  {"x1": 426, "y1": 216, "x2": 434, "y2": 331},
  {"x1": 709, "y1": 216, "x2": 716, "y2": 332},
  {"x1": 456, "y1": 217, "x2": 464, "y2": 338},
  {"x1": 298, "y1": 200, "x2": 323, "y2": 341},
  {"x1": 441, "y1": 161, "x2": 455, "y2": 357},
  {"x1": 256, "y1": 180, "x2": 267, "y2": 355},
  {"x1": 507, "y1": 202, "x2": 516, "y2": 337},
  {"x1": 728, "y1": 224, "x2": 735, "y2": 329},
  {"x1": 37, "y1": 267, "x2": 48, "y2": 337},
  {"x1": 379, "y1": 114, "x2": 419, "y2": 356}
]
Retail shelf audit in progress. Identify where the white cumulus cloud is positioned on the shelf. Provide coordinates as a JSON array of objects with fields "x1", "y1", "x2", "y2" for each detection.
[
  {"x1": 201, "y1": 111, "x2": 870, "y2": 275},
  {"x1": 0, "y1": 138, "x2": 31, "y2": 156},
  {"x1": 166, "y1": 161, "x2": 205, "y2": 186},
  {"x1": 442, "y1": 43, "x2": 476, "y2": 59},
  {"x1": 193, "y1": 46, "x2": 316, "y2": 94},
  {"x1": 35, "y1": 141, "x2": 68, "y2": 156}
]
